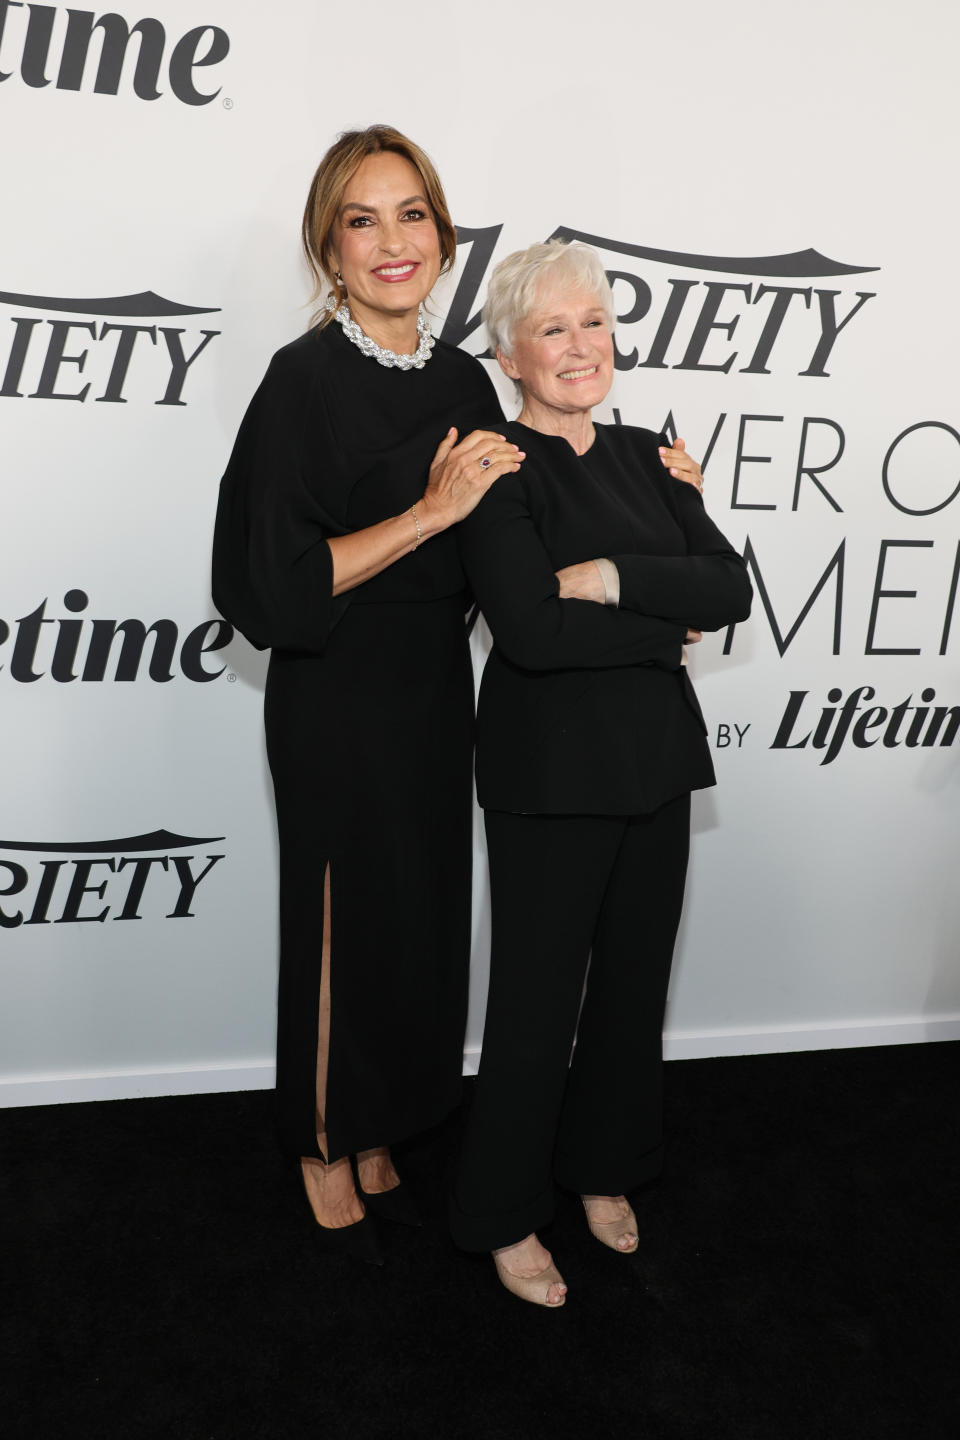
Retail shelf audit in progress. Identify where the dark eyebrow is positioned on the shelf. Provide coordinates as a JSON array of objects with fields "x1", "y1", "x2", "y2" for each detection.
[{"x1": 339, "y1": 194, "x2": 429, "y2": 216}]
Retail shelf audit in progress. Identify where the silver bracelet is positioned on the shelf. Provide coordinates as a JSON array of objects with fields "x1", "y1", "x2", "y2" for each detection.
[{"x1": 410, "y1": 503, "x2": 422, "y2": 551}]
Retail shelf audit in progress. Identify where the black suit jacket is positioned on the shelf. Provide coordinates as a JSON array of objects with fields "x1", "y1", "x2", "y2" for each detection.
[{"x1": 458, "y1": 421, "x2": 753, "y2": 815}]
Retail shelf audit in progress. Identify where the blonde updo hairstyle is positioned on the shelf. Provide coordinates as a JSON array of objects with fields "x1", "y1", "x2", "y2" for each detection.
[
  {"x1": 483, "y1": 240, "x2": 615, "y2": 360},
  {"x1": 302, "y1": 124, "x2": 457, "y2": 325}
]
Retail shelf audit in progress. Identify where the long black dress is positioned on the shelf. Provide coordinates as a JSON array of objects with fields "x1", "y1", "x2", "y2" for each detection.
[{"x1": 213, "y1": 321, "x2": 501, "y2": 1161}]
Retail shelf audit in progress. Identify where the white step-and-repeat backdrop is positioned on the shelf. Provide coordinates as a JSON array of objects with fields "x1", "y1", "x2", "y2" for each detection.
[{"x1": 2, "y1": 1, "x2": 958, "y2": 1104}]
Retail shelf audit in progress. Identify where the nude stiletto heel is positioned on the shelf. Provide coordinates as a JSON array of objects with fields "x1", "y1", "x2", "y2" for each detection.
[
  {"x1": 493, "y1": 1254, "x2": 567, "y2": 1307},
  {"x1": 582, "y1": 1197, "x2": 639, "y2": 1254}
]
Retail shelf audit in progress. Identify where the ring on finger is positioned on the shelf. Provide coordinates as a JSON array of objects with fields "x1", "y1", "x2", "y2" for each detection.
[{"x1": 479, "y1": 456, "x2": 492, "y2": 470}]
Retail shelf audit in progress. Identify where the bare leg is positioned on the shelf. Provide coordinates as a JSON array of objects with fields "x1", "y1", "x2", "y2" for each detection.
[
  {"x1": 356, "y1": 1145, "x2": 401, "y2": 1195},
  {"x1": 301, "y1": 1154, "x2": 364, "y2": 1227},
  {"x1": 300, "y1": 865, "x2": 364, "y2": 1228}
]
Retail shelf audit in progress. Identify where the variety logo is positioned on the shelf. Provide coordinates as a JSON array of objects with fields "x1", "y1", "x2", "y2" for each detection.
[
  {"x1": 446, "y1": 225, "x2": 878, "y2": 379},
  {"x1": 0, "y1": 829, "x2": 225, "y2": 927},
  {"x1": 0, "y1": 3, "x2": 229, "y2": 105},
  {"x1": 0, "y1": 289, "x2": 220, "y2": 406},
  {"x1": 0, "y1": 590, "x2": 233, "y2": 682}
]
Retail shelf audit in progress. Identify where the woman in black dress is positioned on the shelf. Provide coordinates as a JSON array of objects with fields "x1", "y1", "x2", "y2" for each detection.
[
  {"x1": 212, "y1": 126, "x2": 523, "y2": 1260},
  {"x1": 450, "y1": 241, "x2": 752, "y2": 1304}
]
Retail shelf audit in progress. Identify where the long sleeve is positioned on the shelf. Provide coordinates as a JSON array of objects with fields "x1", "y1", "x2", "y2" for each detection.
[
  {"x1": 212, "y1": 344, "x2": 342, "y2": 654},
  {"x1": 610, "y1": 481, "x2": 753, "y2": 631},
  {"x1": 459, "y1": 473, "x2": 685, "y2": 673}
]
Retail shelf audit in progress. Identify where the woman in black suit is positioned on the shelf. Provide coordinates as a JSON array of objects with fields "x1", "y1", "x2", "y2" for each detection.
[{"x1": 450, "y1": 241, "x2": 753, "y2": 1304}]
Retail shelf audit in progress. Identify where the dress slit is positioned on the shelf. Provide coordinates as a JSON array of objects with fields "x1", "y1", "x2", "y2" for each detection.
[
  {"x1": 267, "y1": 593, "x2": 474, "y2": 1161},
  {"x1": 314, "y1": 862, "x2": 333, "y2": 1163}
]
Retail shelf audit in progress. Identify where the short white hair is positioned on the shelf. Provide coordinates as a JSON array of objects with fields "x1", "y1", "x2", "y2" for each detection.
[{"x1": 483, "y1": 240, "x2": 615, "y2": 356}]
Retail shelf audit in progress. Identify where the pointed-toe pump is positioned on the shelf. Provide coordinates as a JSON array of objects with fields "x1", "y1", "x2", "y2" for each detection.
[
  {"x1": 352, "y1": 1157, "x2": 422, "y2": 1228},
  {"x1": 297, "y1": 1161, "x2": 384, "y2": 1266},
  {"x1": 311, "y1": 1211, "x2": 384, "y2": 1266},
  {"x1": 356, "y1": 1180, "x2": 422, "y2": 1229}
]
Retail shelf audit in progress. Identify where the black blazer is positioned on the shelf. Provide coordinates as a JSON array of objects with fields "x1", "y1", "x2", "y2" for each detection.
[{"x1": 458, "y1": 422, "x2": 753, "y2": 815}]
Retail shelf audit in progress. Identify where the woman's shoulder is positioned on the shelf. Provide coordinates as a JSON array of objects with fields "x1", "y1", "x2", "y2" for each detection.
[
  {"x1": 246, "y1": 327, "x2": 344, "y2": 420},
  {"x1": 595, "y1": 421, "x2": 667, "y2": 459},
  {"x1": 499, "y1": 421, "x2": 570, "y2": 456},
  {"x1": 266, "y1": 324, "x2": 339, "y2": 379},
  {"x1": 431, "y1": 334, "x2": 486, "y2": 369},
  {"x1": 431, "y1": 337, "x2": 501, "y2": 398},
  {"x1": 268, "y1": 327, "x2": 493, "y2": 395}
]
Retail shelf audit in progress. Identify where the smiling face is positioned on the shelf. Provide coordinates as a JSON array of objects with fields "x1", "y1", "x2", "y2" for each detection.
[
  {"x1": 498, "y1": 281, "x2": 615, "y2": 425},
  {"x1": 329, "y1": 150, "x2": 442, "y2": 344}
]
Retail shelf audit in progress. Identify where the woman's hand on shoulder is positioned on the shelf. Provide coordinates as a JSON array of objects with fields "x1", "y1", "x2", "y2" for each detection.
[
  {"x1": 555, "y1": 561, "x2": 607, "y2": 604},
  {"x1": 658, "y1": 436, "x2": 704, "y2": 493},
  {"x1": 418, "y1": 427, "x2": 524, "y2": 533}
]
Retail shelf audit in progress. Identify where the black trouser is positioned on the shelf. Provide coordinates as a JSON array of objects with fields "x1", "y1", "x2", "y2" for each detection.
[{"x1": 450, "y1": 794, "x2": 690, "y2": 1252}]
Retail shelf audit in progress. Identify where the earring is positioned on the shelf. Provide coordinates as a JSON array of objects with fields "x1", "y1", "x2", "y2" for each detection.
[{"x1": 335, "y1": 271, "x2": 343, "y2": 283}]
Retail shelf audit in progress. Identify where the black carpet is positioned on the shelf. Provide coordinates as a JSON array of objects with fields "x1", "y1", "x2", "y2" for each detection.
[{"x1": 3, "y1": 1043, "x2": 958, "y2": 1440}]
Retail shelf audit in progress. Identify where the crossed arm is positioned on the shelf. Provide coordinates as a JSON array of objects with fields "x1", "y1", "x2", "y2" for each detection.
[{"x1": 459, "y1": 447, "x2": 750, "y2": 672}]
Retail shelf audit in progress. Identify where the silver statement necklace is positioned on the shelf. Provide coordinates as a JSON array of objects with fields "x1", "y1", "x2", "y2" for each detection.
[{"x1": 329, "y1": 299, "x2": 435, "y2": 371}]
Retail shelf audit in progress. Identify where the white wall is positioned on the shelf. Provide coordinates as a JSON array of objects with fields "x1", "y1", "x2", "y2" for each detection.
[{"x1": 2, "y1": 0, "x2": 958, "y2": 1107}]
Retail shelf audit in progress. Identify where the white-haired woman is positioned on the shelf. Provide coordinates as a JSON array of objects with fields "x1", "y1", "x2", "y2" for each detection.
[{"x1": 450, "y1": 241, "x2": 752, "y2": 1305}]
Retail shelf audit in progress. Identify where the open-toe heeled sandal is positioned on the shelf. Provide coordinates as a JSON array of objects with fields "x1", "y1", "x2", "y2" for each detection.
[
  {"x1": 493, "y1": 1253, "x2": 566, "y2": 1307},
  {"x1": 582, "y1": 1197, "x2": 639, "y2": 1254}
]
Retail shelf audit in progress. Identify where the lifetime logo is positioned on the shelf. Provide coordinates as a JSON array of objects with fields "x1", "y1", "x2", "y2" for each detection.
[
  {"x1": 0, "y1": 289, "x2": 220, "y2": 406},
  {"x1": 0, "y1": 590, "x2": 234, "y2": 682},
  {"x1": 770, "y1": 685, "x2": 960, "y2": 766},
  {"x1": 0, "y1": 829, "x2": 225, "y2": 927},
  {"x1": 0, "y1": 3, "x2": 229, "y2": 105}
]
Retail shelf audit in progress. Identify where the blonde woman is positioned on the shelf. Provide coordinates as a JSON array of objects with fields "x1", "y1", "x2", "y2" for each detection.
[{"x1": 213, "y1": 127, "x2": 522, "y2": 1262}]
